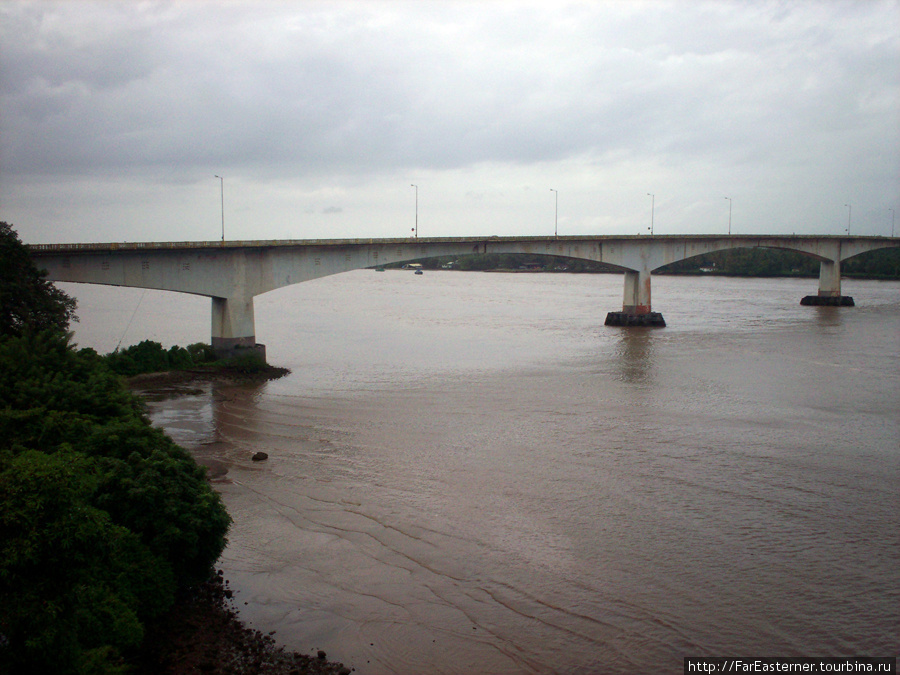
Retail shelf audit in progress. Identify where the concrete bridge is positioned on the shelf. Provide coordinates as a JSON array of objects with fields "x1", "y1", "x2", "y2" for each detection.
[{"x1": 29, "y1": 234, "x2": 899, "y2": 355}]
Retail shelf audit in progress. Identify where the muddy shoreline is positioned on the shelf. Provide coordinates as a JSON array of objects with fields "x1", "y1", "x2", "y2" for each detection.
[
  {"x1": 129, "y1": 369, "x2": 356, "y2": 674},
  {"x1": 136, "y1": 572, "x2": 352, "y2": 675},
  {"x1": 127, "y1": 363, "x2": 290, "y2": 394}
]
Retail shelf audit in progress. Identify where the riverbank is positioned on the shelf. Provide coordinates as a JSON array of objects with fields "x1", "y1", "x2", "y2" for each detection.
[
  {"x1": 127, "y1": 368, "x2": 359, "y2": 674},
  {"x1": 127, "y1": 363, "x2": 290, "y2": 400},
  {"x1": 136, "y1": 571, "x2": 352, "y2": 675}
]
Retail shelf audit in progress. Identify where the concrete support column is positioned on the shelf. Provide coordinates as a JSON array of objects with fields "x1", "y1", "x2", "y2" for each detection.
[
  {"x1": 799, "y1": 256, "x2": 854, "y2": 307},
  {"x1": 606, "y1": 268, "x2": 665, "y2": 327},
  {"x1": 622, "y1": 269, "x2": 652, "y2": 314},
  {"x1": 211, "y1": 295, "x2": 259, "y2": 355},
  {"x1": 817, "y1": 259, "x2": 841, "y2": 297}
]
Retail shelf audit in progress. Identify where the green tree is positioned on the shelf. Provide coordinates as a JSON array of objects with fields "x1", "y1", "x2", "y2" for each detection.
[
  {"x1": 104, "y1": 339, "x2": 171, "y2": 376},
  {"x1": 843, "y1": 248, "x2": 900, "y2": 278},
  {"x1": 101, "y1": 340, "x2": 220, "y2": 376},
  {"x1": 0, "y1": 221, "x2": 77, "y2": 338},
  {"x1": 0, "y1": 223, "x2": 231, "y2": 673},
  {"x1": 0, "y1": 450, "x2": 172, "y2": 674},
  {"x1": 0, "y1": 332, "x2": 231, "y2": 587},
  {"x1": 186, "y1": 342, "x2": 217, "y2": 363},
  {"x1": 168, "y1": 344, "x2": 193, "y2": 369}
]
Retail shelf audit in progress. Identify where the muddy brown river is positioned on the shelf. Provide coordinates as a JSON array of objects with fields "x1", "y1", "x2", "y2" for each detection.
[{"x1": 63, "y1": 272, "x2": 900, "y2": 674}]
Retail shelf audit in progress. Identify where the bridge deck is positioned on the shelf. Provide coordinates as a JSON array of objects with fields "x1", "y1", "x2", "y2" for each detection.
[
  {"x1": 28, "y1": 234, "x2": 895, "y2": 254},
  {"x1": 27, "y1": 234, "x2": 897, "y2": 348}
]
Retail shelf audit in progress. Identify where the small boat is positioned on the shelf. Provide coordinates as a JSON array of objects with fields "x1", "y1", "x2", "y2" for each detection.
[
  {"x1": 414, "y1": 269, "x2": 423, "y2": 275},
  {"x1": 375, "y1": 267, "x2": 385, "y2": 272}
]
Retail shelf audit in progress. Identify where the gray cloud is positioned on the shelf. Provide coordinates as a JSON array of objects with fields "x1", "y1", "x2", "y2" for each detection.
[{"x1": 1, "y1": 0, "x2": 898, "y2": 242}]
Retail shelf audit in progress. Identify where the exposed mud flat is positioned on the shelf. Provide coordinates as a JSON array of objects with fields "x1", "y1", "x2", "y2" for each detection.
[{"x1": 136, "y1": 572, "x2": 352, "y2": 675}]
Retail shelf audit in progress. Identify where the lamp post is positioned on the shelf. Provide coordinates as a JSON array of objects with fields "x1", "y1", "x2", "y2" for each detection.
[
  {"x1": 550, "y1": 189, "x2": 558, "y2": 237},
  {"x1": 410, "y1": 184, "x2": 418, "y2": 238},
  {"x1": 214, "y1": 175, "x2": 224, "y2": 241},
  {"x1": 844, "y1": 203, "x2": 851, "y2": 235},
  {"x1": 890, "y1": 208, "x2": 895, "y2": 238},
  {"x1": 647, "y1": 193, "x2": 655, "y2": 235},
  {"x1": 725, "y1": 196, "x2": 732, "y2": 235}
]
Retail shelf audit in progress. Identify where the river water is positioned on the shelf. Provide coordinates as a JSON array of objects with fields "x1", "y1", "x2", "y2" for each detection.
[{"x1": 61, "y1": 271, "x2": 899, "y2": 674}]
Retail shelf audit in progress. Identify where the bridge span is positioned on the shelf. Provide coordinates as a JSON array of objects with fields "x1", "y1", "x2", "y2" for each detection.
[{"x1": 29, "y1": 234, "x2": 899, "y2": 355}]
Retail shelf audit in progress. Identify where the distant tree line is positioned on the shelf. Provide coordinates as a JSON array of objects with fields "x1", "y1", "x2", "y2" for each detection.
[
  {"x1": 657, "y1": 246, "x2": 900, "y2": 279},
  {"x1": 386, "y1": 253, "x2": 620, "y2": 273},
  {"x1": 0, "y1": 222, "x2": 231, "y2": 674},
  {"x1": 385, "y1": 247, "x2": 900, "y2": 279}
]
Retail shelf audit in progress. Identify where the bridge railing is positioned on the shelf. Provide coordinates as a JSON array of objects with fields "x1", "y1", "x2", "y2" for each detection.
[
  {"x1": 25, "y1": 236, "x2": 526, "y2": 253},
  {"x1": 26, "y1": 233, "x2": 897, "y2": 255}
]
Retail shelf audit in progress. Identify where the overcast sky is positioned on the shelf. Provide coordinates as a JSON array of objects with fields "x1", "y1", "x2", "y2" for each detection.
[{"x1": 2, "y1": 0, "x2": 898, "y2": 244}]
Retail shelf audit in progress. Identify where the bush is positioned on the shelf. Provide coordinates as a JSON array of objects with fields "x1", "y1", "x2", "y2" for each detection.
[
  {"x1": 0, "y1": 222, "x2": 231, "y2": 672},
  {"x1": 217, "y1": 349, "x2": 269, "y2": 374},
  {"x1": 0, "y1": 449, "x2": 174, "y2": 674},
  {"x1": 0, "y1": 333, "x2": 230, "y2": 673},
  {"x1": 105, "y1": 340, "x2": 170, "y2": 376},
  {"x1": 103, "y1": 340, "x2": 220, "y2": 376},
  {"x1": 186, "y1": 342, "x2": 218, "y2": 364},
  {"x1": 167, "y1": 345, "x2": 193, "y2": 370}
]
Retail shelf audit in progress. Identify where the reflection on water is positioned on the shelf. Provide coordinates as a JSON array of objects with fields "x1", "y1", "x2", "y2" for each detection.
[
  {"x1": 71, "y1": 273, "x2": 899, "y2": 674},
  {"x1": 812, "y1": 305, "x2": 846, "y2": 329},
  {"x1": 614, "y1": 329, "x2": 654, "y2": 384}
]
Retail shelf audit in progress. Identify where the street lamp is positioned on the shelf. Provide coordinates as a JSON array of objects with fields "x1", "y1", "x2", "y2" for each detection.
[
  {"x1": 725, "y1": 197, "x2": 732, "y2": 235},
  {"x1": 890, "y1": 208, "x2": 895, "y2": 238},
  {"x1": 214, "y1": 175, "x2": 224, "y2": 241},
  {"x1": 410, "y1": 184, "x2": 418, "y2": 238},
  {"x1": 844, "y1": 203, "x2": 851, "y2": 235},
  {"x1": 647, "y1": 193, "x2": 655, "y2": 235},
  {"x1": 550, "y1": 189, "x2": 558, "y2": 237}
]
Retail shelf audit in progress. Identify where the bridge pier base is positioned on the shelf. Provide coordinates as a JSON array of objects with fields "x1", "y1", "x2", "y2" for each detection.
[
  {"x1": 606, "y1": 269, "x2": 666, "y2": 327},
  {"x1": 800, "y1": 295, "x2": 855, "y2": 306},
  {"x1": 800, "y1": 259, "x2": 854, "y2": 306},
  {"x1": 211, "y1": 338, "x2": 267, "y2": 362},
  {"x1": 605, "y1": 311, "x2": 666, "y2": 327},
  {"x1": 211, "y1": 296, "x2": 266, "y2": 360}
]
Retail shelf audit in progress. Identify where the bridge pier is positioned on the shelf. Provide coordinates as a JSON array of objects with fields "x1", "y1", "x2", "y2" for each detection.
[
  {"x1": 800, "y1": 259, "x2": 854, "y2": 306},
  {"x1": 211, "y1": 296, "x2": 266, "y2": 359},
  {"x1": 605, "y1": 269, "x2": 666, "y2": 327}
]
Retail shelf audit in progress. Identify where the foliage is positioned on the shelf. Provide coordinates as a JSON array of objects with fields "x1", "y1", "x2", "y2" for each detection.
[
  {"x1": 842, "y1": 247, "x2": 900, "y2": 278},
  {"x1": 384, "y1": 247, "x2": 900, "y2": 278},
  {"x1": 100, "y1": 340, "x2": 280, "y2": 379},
  {"x1": 103, "y1": 339, "x2": 218, "y2": 376},
  {"x1": 186, "y1": 341, "x2": 217, "y2": 363},
  {"x1": 386, "y1": 252, "x2": 618, "y2": 272},
  {"x1": 216, "y1": 349, "x2": 270, "y2": 374},
  {"x1": 168, "y1": 344, "x2": 194, "y2": 369},
  {"x1": 657, "y1": 246, "x2": 900, "y2": 278},
  {"x1": 0, "y1": 331, "x2": 231, "y2": 672},
  {"x1": 0, "y1": 223, "x2": 231, "y2": 673},
  {"x1": 0, "y1": 221, "x2": 78, "y2": 338},
  {"x1": 0, "y1": 449, "x2": 171, "y2": 674}
]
